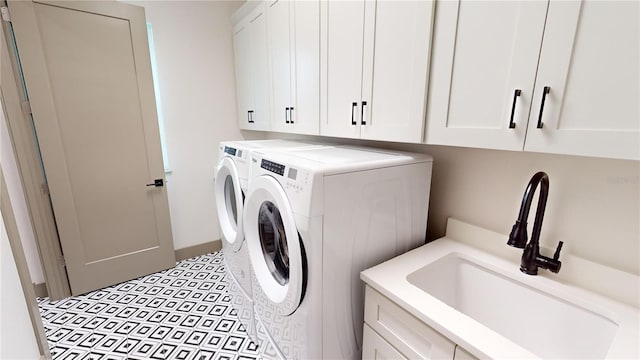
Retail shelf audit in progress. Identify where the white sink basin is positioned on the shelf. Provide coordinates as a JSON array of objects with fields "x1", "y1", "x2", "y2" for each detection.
[
  {"x1": 361, "y1": 220, "x2": 640, "y2": 359},
  {"x1": 406, "y1": 252, "x2": 618, "y2": 359}
]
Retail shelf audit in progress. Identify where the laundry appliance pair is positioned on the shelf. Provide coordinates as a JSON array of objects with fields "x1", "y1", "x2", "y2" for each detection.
[
  {"x1": 215, "y1": 139, "x2": 329, "y2": 342},
  {"x1": 234, "y1": 144, "x2": 433, "y2": 359}
]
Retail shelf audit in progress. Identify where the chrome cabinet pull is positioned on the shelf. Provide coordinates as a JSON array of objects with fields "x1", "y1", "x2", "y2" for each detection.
[
  {"x1": 537, "y1": 86, "x2": 550, "y2": 129},
  {"x1": 509, "y1": 89, "x2": 521, "y2": 129},
  {"x1": 285, "y1": 107, "x2": 290, "y2": 123},
  {"x1": 361, "y1": 101, "x2": 367, "y2": 125},
  {"x1": 351, "y1": 102, "x2": 357, "y2": 126},
  {"x1": 248, "y1": 110, "x2": 254, "y2": 123},
  {"x1": 289, "y1": 107, "x2": 294, "y2": 124}
]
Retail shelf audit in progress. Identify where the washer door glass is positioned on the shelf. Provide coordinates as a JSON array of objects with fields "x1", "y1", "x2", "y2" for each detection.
[
  {"x1": 258, "y1": 201, "x2": 289, "y2": 286},
  {"x1": 224, "y1": 175, "x2": 238, "y2": 225},
  {"x1": 215, "y1": 157, "x2": 244, "y2": 251}
]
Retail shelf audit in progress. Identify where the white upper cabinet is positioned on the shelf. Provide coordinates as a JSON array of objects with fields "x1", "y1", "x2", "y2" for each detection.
[
  {"x1": 267, "y1": 0, "x2": 320, "y2": 135},
  {"x1": 321, "y1": 0, "x2": 435, "y2": 143},
  {"x1": 426, "y1": 0, "x2": 639, "y2": 160},
  {"x1": 524, "y1": 1, "x2": 639, "y2": 160},
  {"x1": 425, "y1": 1, "x2": 547, "y2": 151},
  {"x1": 322, "y1": 0, "x2": 366, "y2": 139},
  {"x1": 233, "y1": 2, "x2": 271, "y2": 131}
]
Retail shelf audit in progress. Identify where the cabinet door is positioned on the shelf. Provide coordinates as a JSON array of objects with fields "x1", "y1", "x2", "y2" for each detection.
[
  {"x1": 290, "y1": 0, "x2": 320, "y2": 135},
  {"x1": 524, "y1": 0, "x2": 640, "y2": 160},
  {"x1": 361, "y1": 0, "x2": 434, "y2": 143},
  {"x1": 322, "y1": 0, "x2": 365, "y2": 138},
  {"x1": 425, "y1": 1, "x2": 547, "y2": 150},
  {"x1": 248, "y1": 7, "x2": 271, "y2": 131},
  {"x1": 364, "y1": 286, "x2": 456, "y2": 359},
  {"x1": 267, "y1": 0, "x2": 293, "y2": 133},
  {"x1": 233, "y1": 21, "x2": 254, "y2": 129},
  {"x1": 269, "y1": 0, "x2": 320, "y2": 135},
  {"x1": 362, "y1": 325, "x2": 408, "y2": 360}
]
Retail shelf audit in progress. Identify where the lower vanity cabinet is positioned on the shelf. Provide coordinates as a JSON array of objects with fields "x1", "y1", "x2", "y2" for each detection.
[
  {"x1": 363, "y1": 286, "x2": 477, "y2": 360},
  {"x1": 363, "y1": 324, "x2": 408, "y2": 360}
]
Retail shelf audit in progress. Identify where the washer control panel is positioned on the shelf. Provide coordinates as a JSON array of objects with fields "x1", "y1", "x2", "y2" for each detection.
[
  {"x1": 285, "y1": 167, "x2": 309, "y2": 194},
  {"x1": 223, "y1": 146, "x2": 237, "y2": 156},
  {"x1": 260, "y1": 158, "x2": 309, "y2": 194},
  {"x1": 261, "y1": 159, "x2": 285, "y2": 176}
]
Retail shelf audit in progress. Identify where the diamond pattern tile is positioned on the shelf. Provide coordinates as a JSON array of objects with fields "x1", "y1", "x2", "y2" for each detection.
[{"x1": 38, "y1": 252, "x2": 260, "y2": 359}]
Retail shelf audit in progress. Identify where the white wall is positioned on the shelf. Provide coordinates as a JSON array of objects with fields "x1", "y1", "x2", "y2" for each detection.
[
  {"x1": 124, "y1": 0, "x2": 264, "y2": 250},
  {"x1": 267, "y1": 133, "x2": 640, "y2": 276},
  {"x1": 417, "y1": 145, "x2": 639, "y2": 276}
]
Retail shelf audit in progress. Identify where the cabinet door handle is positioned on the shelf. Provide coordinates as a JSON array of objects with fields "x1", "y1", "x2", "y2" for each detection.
[
  {"x1": 285, "y1": 107, "x2": 290, "y2": 123},
  {"x1": 536, "y1": 86, "x2": 550, "y2": 129},
  {"x1": 509, "y1": 89, "x2": 521, "y2": 129},
  {"x1": 351, "y1": 102, "x2": 357, "y2": 126},
  {"x1": 361, "y1": 101, "x2": 367, "y2": 125},
  {"x1": 289, "y1": 107, "x2": 294, "y2": 124},
  {"x1": 248, "y1": 110, "x2": 254, "y2": 123}
]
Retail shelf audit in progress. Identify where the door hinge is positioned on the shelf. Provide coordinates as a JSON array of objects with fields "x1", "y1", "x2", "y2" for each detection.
[
  {"x1": 21, "y1": 101, "x2": 32, "y2": 115},
  {"x1": 57, "y1": 255, "x2": 66, "y2": 268},
  {"x1": 41, "y1": 183, "x2": 49, "y2": 195},
  {"x1": 1, "y1": 7, "x2": 11, "y2": 22}
]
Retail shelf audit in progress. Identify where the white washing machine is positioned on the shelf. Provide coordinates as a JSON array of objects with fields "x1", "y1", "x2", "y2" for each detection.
[
  {"x1": 214, "y1": 139, "x2": 328, "y2": 342},
  {"x1": 242, "y1": 145, "x2": 433, "y2": 359}
]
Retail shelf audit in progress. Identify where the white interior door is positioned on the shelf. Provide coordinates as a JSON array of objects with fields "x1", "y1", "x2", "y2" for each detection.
[{"x1": 9, "y1": 0, "x2": 175, "y2": 295}]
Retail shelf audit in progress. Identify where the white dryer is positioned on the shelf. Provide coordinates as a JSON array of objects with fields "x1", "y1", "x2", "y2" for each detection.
[
  {"x1": 214, "y1": 139, "x2": 327, "y2": 342},
  {"x1": 242, "y1": 146, "x2": 433, "y2": 359}
]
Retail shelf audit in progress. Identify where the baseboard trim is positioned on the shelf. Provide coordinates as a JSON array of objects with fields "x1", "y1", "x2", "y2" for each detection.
[
  {"x1": 33, "y1": 282, "x2": 48, "y2": 299},
  {"x1": 33, "y1": 240, "x2": 223, "y2": 299},
  {"x1": 174, "y1": 239, "x2": 222, "y2": 262}
]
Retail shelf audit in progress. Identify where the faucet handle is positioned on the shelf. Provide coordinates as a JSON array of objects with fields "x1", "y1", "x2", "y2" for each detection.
[{"x1": 553, "y1": 241, "x2": 564, "y2": 261}]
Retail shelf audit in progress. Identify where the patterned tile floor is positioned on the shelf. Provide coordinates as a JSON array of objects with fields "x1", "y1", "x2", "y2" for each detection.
[{"x1": 37, "y1": 252, "x2": 261, "y2": 360}]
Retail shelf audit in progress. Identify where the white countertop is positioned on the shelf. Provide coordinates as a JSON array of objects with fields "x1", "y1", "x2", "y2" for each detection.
[{"x1": 360, "y1": 219, "x2": 640, "y2": 359}]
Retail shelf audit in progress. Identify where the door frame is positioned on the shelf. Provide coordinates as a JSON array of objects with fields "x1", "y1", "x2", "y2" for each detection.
[
  {"x1": 0, "y1": 168, "x2": 51, "y2": 358},
  {"x1": 1, "y1": 11, "x2": 71, "y2": 300}
]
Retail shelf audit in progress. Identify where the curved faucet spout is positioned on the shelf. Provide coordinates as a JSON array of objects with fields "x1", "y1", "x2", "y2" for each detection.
[
  {"x1": 507, "y1": 172, "x2": 563, "y2": 275},
  {"x1": 508, "y1": 172, "x2": 548, "y2": 248}
]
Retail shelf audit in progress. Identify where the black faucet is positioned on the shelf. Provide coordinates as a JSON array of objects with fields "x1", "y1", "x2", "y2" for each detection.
[{"x1": 508, "y1": 171, "x2": 563, "y2": 275}]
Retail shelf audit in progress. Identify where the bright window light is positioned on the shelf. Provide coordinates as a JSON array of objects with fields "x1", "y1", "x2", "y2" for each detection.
[{"x1": 146, "y1": 22, "x2": 170, "y2": 172}]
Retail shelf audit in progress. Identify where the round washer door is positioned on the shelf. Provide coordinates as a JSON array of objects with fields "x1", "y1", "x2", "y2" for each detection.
[
  {"x1": 215, "y1": 157, "x2": 244, "y2": 252},
  {"x1": 244, "y1": 175, "x2": 303, "y2": 316}
]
